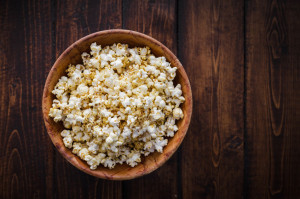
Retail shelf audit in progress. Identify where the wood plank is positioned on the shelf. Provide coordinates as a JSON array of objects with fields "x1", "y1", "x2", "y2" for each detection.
[
  {"x1": 122, "y1": 0, "x2": 179, "y2": 198},
  {"x1": 54, "y1": 0, "x2": 122, "y2": 198},
  {"x1": 0, "y1": 0, "x2": 53, "y2": 198},
  {"x1": 178, "y1": 0, "x2": 244, "y2": 198},
  {"x1": 245, "y1": 0, "x2": 300, "y2": 198}
]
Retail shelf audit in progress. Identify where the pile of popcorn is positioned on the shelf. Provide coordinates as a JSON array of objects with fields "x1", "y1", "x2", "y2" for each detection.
[{"x1": 49, "y1": 43, "x2": 185, "y2": 169}]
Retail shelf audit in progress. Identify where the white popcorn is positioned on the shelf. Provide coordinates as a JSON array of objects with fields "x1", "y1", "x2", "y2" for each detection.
[
  {"x1": 106, "y1": 136, "x2": 114, "y2": 144},
  {"x1": 49, "y1": 108, "x2": 62, "y2": 122},
  {"x1": 122, "y1": 97, "x2": 131, "y2": 107},
  {"x1": 154, "y1": 96, "x2": 166, "y2": 108},
  {"x1": 90, "y1": 58, "x2": 100, "y2": 69},
  {"x1": 63, "y1": 136, "x2": 73, "y2": 148},
  {"x1": 121, "y1": 126, "x2": 132, "y2": 139},
  {"x1": 154, "y1": 82, "x2": 165, "y2": 91},
  {"x1": 78, "y1": 148, "x2": 89, "y2": 160},
  {"x1": 49, "y1": 43, "x2": 185, "y2": 170},
  {"x1": 61, "y1": 130, "x2": 71, "y2": 137},
  {"x1": 173, "y1": 108, "x2": 184, "y2": 120},
  {"x1": 147, "y1": 125, "x2": 156, "y2": 134},
  {"x1": 100, "y1": 108, "x2": 113, "y2": 118},
  {"x1": 154, "y1": 137, "x2": 168, "y2": 152},
  {"x1": 116, "y1": 44, "x2": 126, "y2": 56},
  {"x1": 68, "y1": 96, "x2": 81, "y2": 109},
  {"x1": 72, "y1": 69, "x2": 82, "y2": 81},
  {"x1": 108, "y1": 116, "x2": 119, "y2": 127},
  {"x1": 72, "y1": 142, "x2": 82, "y2": 154},
  {"x1": 77, "y1": 84, "x2": 89, "y2": 95},
  {"x1": 125, "y1": 107, "x2": 132, "y2": 113},
  {"x1": 90, "y1": 42, "x2": 101, "y2": 55},
  {"x1": 111, "y1": 58, "x2": 123, "y2": 73},
  {"x1": 126, "y1": 151, "x2": 141, "y2": 167},
  {"x1": 151, "y1": 108, "x2": 165, "y2": 121},
  {"x1": 127, "y1": 115, "x2": 137, "y2": 126},
  {"x1": 140, "y1": 47, "x2": 148, "y2": 56},
  {"x1": 172, "y1": 84, "x2": 183, "y2": 98},
  {"x1": 158, "y1": 73, "x2": 167, "y2": 82},
  {"x1": 88, "y1": 142, "x2": 99, "y2": 154}
]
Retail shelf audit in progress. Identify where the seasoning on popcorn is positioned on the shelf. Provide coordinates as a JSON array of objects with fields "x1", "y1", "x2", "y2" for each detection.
[{"x1": 49, "y1": 43, "x2": 185, "y2": 169}]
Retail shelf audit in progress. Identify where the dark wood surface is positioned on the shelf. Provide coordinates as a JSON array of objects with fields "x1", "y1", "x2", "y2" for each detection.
[
  {"x1": 0, "y1": 0, "x2": 299, "y2": 198},
  {"x1": 179, "y1": 0, "x2": 245, "y2": 198}
]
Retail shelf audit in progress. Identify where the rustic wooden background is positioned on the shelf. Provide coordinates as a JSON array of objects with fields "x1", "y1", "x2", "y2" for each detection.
[{"x1": 1, "y1": 0, "x2": 299, "y2": 198}]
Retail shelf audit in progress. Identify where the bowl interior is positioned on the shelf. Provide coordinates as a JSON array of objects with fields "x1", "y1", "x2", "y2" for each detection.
[{"x1": 42, "y1": 30, "x2": 192, "y2": 180}]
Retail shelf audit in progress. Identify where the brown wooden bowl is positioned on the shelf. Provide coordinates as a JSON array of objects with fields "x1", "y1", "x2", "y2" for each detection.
[{"x1": 42, "y1": 29, "x2": 192, "y2": 180}]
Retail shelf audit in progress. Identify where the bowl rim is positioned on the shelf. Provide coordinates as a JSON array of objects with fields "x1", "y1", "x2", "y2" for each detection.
[{"x1": 42, "y1": 29, "x2": 192, "y2": 180}]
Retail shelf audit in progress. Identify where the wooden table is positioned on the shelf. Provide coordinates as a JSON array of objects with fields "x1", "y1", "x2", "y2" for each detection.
[{"x1": 1, "y1": 0, "x2": 299, "y2": 198}]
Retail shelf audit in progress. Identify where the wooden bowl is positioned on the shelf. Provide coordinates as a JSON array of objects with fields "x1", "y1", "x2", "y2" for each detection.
[{"x1": 42, "y1": 29, "x2": 192, "y2": 180}]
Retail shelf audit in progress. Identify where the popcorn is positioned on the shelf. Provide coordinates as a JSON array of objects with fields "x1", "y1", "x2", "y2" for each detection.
[
  {"x1": 90, "y1": 58, "x2": 100, "y2": 69},
  {"x1": 49, "y1": 108, "x2": 62, "y2": 122},
  {"x1": 173, "y1": 108, "x2": 184, "y2": 120},
  {"x1": 108, "y1": 116, "x2": 119, "y2": 127},
  {"x1": 100, "y1": 109, "x2": 113, "y2": 118},
  {"x1": 77, "y1": 84, "x2": 89, "y2": 95},
  {"x1": 88, "y1": 142, "x2": 99, "y2": 154},
  {"x1": 49, "y1": 43, "x2": 185, "y2": 170},
  {"x1": 90, "y1": 42, "x2": 101, "y2": 55},
  {"x1": 127, "y1": 115, "x2": 137, "y2": 126},
  {"x1": 63, "y1": 136, "x2": 73, "y2": 148},
  {"x1": 111, "y1": 58, "x2": 124, "y2": 73}
]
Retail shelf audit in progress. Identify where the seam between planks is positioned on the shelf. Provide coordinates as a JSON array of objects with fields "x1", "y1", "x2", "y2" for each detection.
[
  {"x1": 243, "y1": 0, "x2": 249, "y2": 199},
  {"x1": 51, "y1": 0, "x2": 57, "y2": 198},
  {"x1": 176, "y1": 0, "x2": 183, "y2": 198}
]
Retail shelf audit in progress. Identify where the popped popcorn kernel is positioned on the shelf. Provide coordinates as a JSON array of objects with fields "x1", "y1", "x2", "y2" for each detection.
[{"x1": 49, "y1": 43, "x2": 185, "y2": 169}]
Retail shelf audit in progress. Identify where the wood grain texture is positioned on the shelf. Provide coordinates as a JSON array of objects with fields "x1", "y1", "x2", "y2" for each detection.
[
  {"x1": 122, "y1": 0, "x2": 179, "y2": 198},
  {"x1": 54, "y1": 0, "x2": 122, "y2": 198},
  {"x1": 178, "y1": 0, "x2": 244, "y2": 198},
  {"x1": 43, "y1": 29, "x2": 192, "y2": 180},
  {"x1": 245, "y1": 0, "x2": 300, "y2": 198},
  {"x1": 0, "y1": 0, "x2": 53, "y2": 198},
  {"x1": 1, "y1": 0, "x2": 300, "y2": 198}
]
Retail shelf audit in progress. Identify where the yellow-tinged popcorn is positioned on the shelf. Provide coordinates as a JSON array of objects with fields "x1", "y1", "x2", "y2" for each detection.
[
  {"x1": 49, "y1": 43, "x2": 185, "y2": 170},
  {"x1": 173, "y1": 108, "x2": 184, "y2": 120}
]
